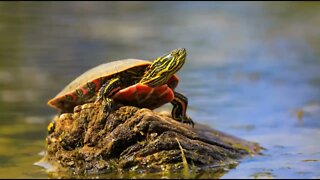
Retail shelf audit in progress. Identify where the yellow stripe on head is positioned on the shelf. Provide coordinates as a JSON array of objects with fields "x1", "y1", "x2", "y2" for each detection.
[{"x1": 140, "y1": 48, "x2": 187, "y2": 87}]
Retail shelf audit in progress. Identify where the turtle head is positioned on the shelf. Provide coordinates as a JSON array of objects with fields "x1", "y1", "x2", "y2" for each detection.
[{"x1": 140, "y1": 48, "x2": 186, "y2": 87}]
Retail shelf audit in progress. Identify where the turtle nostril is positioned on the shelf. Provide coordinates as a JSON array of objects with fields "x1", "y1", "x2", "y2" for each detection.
[{"x1": 178, "y1": 48, "x2": 186, "y2": 55}]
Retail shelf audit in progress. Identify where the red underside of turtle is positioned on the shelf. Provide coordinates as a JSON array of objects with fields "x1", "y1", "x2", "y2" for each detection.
[{"x1": 113, "y1": 83, "x2": 174, "y2": 109}]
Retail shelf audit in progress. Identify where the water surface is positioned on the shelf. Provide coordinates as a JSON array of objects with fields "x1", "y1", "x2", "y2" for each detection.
[{"x1": 0, "y1": 2, "x2": 320, "y2": 178}]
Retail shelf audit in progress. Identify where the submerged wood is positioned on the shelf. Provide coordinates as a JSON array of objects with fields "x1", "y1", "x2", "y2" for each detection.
[{"x1": 43, "y1": 102, "x2": 262, "y2": 175}]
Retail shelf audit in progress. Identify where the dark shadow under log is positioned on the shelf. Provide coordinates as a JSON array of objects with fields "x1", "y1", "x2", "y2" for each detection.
[{"x1": 40, "y1": 102, "x2": 262, "y2": 178}]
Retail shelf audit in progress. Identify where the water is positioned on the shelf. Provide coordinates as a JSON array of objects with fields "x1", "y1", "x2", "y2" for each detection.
[{"x1": 0, "y1": 2, "x2": 320, "y2": 178}]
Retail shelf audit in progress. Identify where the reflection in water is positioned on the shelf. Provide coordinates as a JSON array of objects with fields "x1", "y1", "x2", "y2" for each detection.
[{"x1": 0, "y1": 1, "x2": 320, "y2": 178}]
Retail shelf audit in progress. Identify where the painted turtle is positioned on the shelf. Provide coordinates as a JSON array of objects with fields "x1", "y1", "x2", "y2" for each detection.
[{"x1": 48, "y1": 48, "x2": 193, "y2": 126}]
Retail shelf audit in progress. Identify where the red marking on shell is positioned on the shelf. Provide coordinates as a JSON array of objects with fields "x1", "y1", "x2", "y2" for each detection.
[
  {"x1": 159, "y1": 87, "x2": 174, "y2": 99},
  {"x1": 47, "y1": 59, "x2": 152, "y2": 111},
  {"x1": 109, "y1": 86, "x2": 121, "y2": 97},
  {"x1": 80, "y1": 86, "x2": 88, "y2": 95},
  {"x1": 137, "y1": 87, "x2": 155, "y2": 104},
  {"x1": 158, "y1": 85, "x2": 174, "y2": 103},
  {"x1": 92, "y1": 79, "x2": 101, "y2": 91},
  {"x1": 69, "y1": 94, "x2": 77, "y2": 101},
  {"x1": 113, "y1": 85, "x2": 137, "y2": 101},
  {"x1": 113, "y1": 83, "x2": 174, "y2": 109}
]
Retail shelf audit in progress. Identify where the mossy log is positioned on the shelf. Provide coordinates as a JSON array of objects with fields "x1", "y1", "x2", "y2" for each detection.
[{"x1": 42, "y1": 102, "x2": 261, "y2": 176}]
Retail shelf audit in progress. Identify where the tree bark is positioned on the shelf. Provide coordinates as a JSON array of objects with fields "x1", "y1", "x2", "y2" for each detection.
[{"x1": 42, "y1": 102, "x2": 262, "y2": 176}]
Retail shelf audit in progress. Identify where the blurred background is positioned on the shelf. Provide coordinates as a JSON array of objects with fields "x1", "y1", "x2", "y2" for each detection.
[{"x1": 0, "y1": 1, "x2": 319, "y2": 178}]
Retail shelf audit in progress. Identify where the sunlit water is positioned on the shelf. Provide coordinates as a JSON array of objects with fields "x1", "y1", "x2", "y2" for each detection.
[{"x1": 0, "y1": 2, "x2": 320, "y2": 178}]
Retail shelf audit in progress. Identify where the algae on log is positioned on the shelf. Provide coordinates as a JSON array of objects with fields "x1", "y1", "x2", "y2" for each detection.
[{"x1": 42, "y1": 102, "x2": 262, "y2": 176}]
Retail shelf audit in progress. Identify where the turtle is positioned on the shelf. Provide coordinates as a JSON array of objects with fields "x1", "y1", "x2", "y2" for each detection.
[{"x1": 48, "y1": 48, "x2": 193, "y2": 126}]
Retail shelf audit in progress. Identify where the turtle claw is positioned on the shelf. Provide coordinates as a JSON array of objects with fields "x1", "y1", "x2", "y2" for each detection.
[
  {"x1": 180, "y1": 116, "x2": 194, "y2": 128},
  {"x1": 101, "y1": 98, "x2": 116, "y2": 118}
]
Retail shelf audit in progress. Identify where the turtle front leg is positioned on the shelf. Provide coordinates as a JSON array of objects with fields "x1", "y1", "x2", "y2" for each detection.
[
  {"x1": 171, "y1": 91, "x2": 194, "y2": 127},
  {"x1": 95, "y1": 77, "x2": 121, "y2": 117}
]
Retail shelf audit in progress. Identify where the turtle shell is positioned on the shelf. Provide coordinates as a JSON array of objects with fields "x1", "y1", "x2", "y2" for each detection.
[
  {"x1": 48, "y1": 59, "x2": 151, "y2": 111},
  {"x1": 48, "y1": 59, "x2": 179, "y2": 112}
]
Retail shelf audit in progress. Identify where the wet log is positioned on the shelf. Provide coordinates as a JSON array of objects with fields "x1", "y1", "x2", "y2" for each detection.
[{"x1": 42, "y1": 102, "x2": 261, "y2": 176}]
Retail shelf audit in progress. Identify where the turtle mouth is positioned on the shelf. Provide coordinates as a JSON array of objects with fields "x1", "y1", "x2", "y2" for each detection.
[{"x1": 171, "y1": 48, "x2": 186, "y2": 60}]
